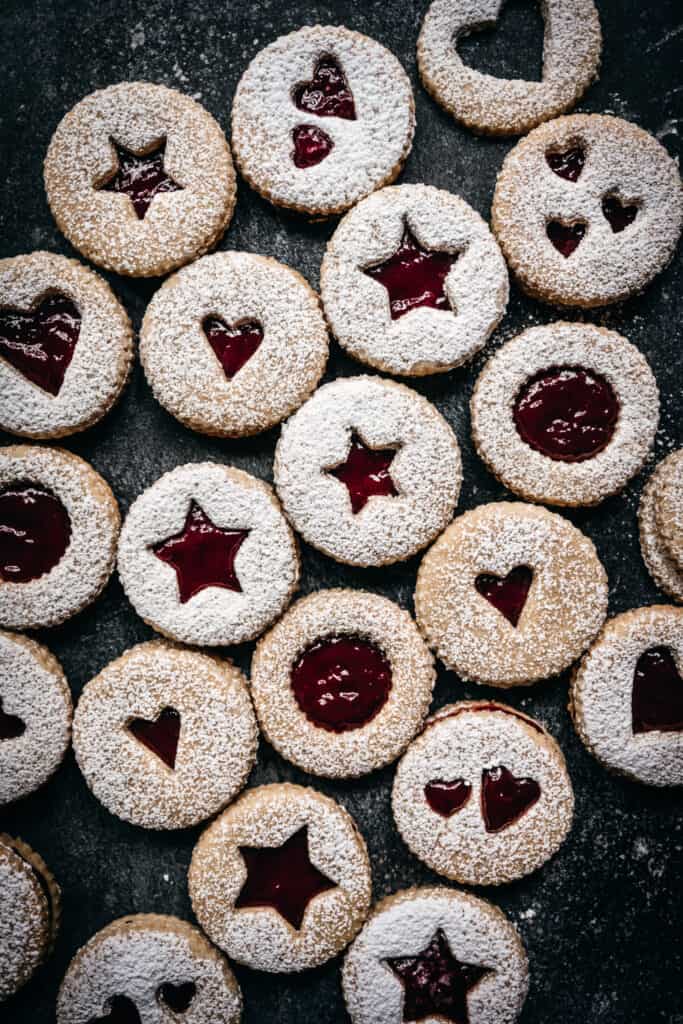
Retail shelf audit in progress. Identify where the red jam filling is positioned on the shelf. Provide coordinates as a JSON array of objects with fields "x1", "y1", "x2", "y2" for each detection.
[
  {"x1": 291, "y1": 635, "x2": 392, "y2": 733},
  {"x1": 364, "y1": 227, "x2": 458, "y2": 320},
  {"x1": 546, "y1": 145, "x2": 585, "y2": 182},
  {"x1": 474, "y1": 566, "x2": 533, "y2": 628},
  {"x1": 632, "y1": 646, "x2": 683, "y2": 735},
  {"x1": 157, "y1": 982, "x2": 196, "y2": 1013},
  {"x1": 127, "y1": 707, "x2": 181, "y2": 770},
  {"x1": 547, "y1": 220, "x2": 586, "y2": 257},
  {"x1": 293, "y1": 54, "x2": 356, "y2": 120},
  {"x1": 424, "y1": 778, "x2": 472, "y2": 818},
  {"x1": 602, "y1": 194, "x2": 638, "y2": 233},
  {"x1": 0, "y1": 699, "x2": 26, "y2": 740},
  {"x1": 0, "y1": 483, "x2": 71, "y2": 584},
  {"x1": 481, "y1": 765, "x2": 540, "y2": 833},
  {"x1": 328, "y1": 433, "x2": 398, "y2": 514},
  {"x1": 513, "y1": 365, "x2": 619, "y2": 462},
  {"x1": 235, "y1": 826, "x2": 336, "y2": 931},
  {"x1": 0, "y1": 294, "x2": 80, "y2": 396},
  {"x1": 292, "y1": 124, "x2": 334, "y2": 168},
  {"x1": 152, "y1": 501, "x2": 249, "y2": 604},
  {"x1": 89, "y1": 995, "x2": 141, "y2": 1024},
  {"x1": 203, "y1": 316, "x2": 263, "y2": 379},
  {"x1": 98, "y1": 139, "x2": 183, "y2": 219}
]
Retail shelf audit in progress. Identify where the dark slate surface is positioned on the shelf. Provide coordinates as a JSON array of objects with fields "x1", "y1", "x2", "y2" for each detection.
[{"x1": 0, "y1": 1, "x2": 681, "y2": 1021}]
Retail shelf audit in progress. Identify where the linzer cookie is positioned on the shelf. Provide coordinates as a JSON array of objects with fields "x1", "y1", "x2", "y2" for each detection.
[
  {"x1": 417, "y1": 0, "x2": 601, "y2": 136},
  {"x1": 274, "y1": 376, "x2": 462, "y2": 567},
  {"x1": 492, "y1": 114, "x2": 683, "y2": 307},
  {"x1": 639, "y1": 451, "x2": 683, "y2": 603},
  {"x1": 73, "y1": 641, "x2": 257, "y2": 830},
  {"x1": 231, "y1": 26, "x2": 415, "y2": 216},
  {"x1": 57, "y1": 914, "x2": 242, "y2": 1024},
  {"x1": 570, "y1": 605, "x2": 683, "y2": 786},
  {"x1": 117, "y1": 462, "x2": 299, "y2": 646},
  {"x1": 656, "y1": 450, "x2": 683, "y2": 571},
  {"x1": 392, "y1": 701, "x2": 573, "y2": 885},
  {"x1": 415, "y1": 501, "x2": 608, "y2": 687},
  {"x1": 251, "y1": 589, "x2": 435, "y2": 778},
  {"x1": 320, "y1": 184, "x2": 508, "y2": 376},
  {"x1": 44, "y1": 82, "x2": 236, "y2": 277},
  {"x1": 140, "y1": 251, "x2": 328, "y2": 437},
  {"x1": 342, "y1": 886, "x2": 528, "y2": 1024},
  {"x1": 0, "y1": 252, "x2": 132, "y2": 439},
  {"x1": 471, "y1": 322, "x2": 659, "y2": 507},
  {"x1": 0, "y1": 445, "x2": 120, "y2": 630},
  {"x1": 189, "y1": 782, "x2": 371, "y2": 973},
  {"x1": 0, "y1": 631, "x2": 72, "y2": 806}
]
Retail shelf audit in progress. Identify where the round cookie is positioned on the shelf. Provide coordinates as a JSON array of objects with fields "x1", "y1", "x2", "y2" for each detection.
[
  {"x1": 189, "y1": 782, "x2": 372, "y2": 973},
  {"x1": 140, "y1": 251, "x2": 328, "y2": 437},
  {"x1": 417, "y1": 0, "x2": 601, "y2": 136},
  {"x1": 117, "y1": 462, "x2": 299, "y2": 646},
  {"x1": 57, "y1": 914, "x2": 242, "y2": 1024},
  {"x1": 0, "y1": 252, "x2": 133, "y2": 439},
  {"x1": 570, "y1": 605, "x2": 683, "y2": 786},
  {"x1": 639, "y1": 454, "x2": 683, "y2": 604},
  {"x1": 492, "y1": 114, "x2": 683, "y2": 307},
  {"x1": 231, "y1": 25, "x2": 415, "y2": 216},
  {"x1": 251, "y1": 589, "x2": 435, "y2": 778},
  {"x1": 73, "y1": 641, "x2": 257, "y2": 830},
  {"x1": 471, "y1": 322, "x2": 659, "y2": 507},
  {"x1": 392, "y1": 701, "x2": 573, "y2": 886},
  {"x1": 415, "y1": 501, "x2": 608, "y2": 686},
  {"x1": 655, "y1": 449, "x2": 683, "y2": 571},
  {"x1": 342, "y1": 886, "x2": 528, "y2": 1024},
  {"x1": 274, "y1": 376, "x2": 462, "y2": 567},
  {"x1": 0, "y1": 631, "x2": 72, "y2": 806},
  {"x1": 0, "y1": 445, "x2": 120, "y2": 630},
  {"x1": 320, "y1": 184, "x2": 508, "y2": 376},
  {"x1": 44, "y1": 82, "x2": 236, "y2": 277},
  {"x1": 0, "y1": 835, "x2": 61, "y2": 1001}
]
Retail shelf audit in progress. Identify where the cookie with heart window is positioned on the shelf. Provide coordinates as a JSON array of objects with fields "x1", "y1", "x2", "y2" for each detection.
[
  {"x1": 72, "y1": 641, "x2": 257, "y2": 830},
  {"x1": 639, "y1": 451, "x2": 683, "y2": 604},
  {"x1": 56, "y1": 914, "x2": 242, "y2": 1024},
  {"x1": 392, "y1": 701, "x2": 573, "y2": 885}
]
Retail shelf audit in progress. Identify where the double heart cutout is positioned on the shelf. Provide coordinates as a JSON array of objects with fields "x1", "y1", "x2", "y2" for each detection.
[
  {"x1": 425, "y1": 765, "x2": 541, "y2": 833},
  {"x1": 202, "y1": 315, "x2": 263, "y2": 380},
  {"x1": 475, "y1": 565, "x2": 533, "y2": 628},
  {"x1": 0, "y1": 293, "x2": 81, "y2": 395},
  {"x1": 127, "y1": 707, "x2": 181, "y2": 770},
  {"x1": 632, "y1": 645, "x2": 683, "y2": 735},
  {"x1": 89, "y1": 982, "x2": 196, "y2": 1023},
  {"x1": 291, "y1": 54, "x2": 356, "y2": 168}
]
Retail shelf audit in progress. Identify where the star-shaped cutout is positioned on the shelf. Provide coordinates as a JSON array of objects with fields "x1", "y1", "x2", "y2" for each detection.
[
  {"x1": 386, "y1": 929, "x2": 492, "y2": 1024},
  {"x1": 327, "y1": 432, "x2": 399, "y2": 514},
  {"x1": 97, "y1": 137, "x2": 183, "y2": 219},
  {"x1": 235, "y1": 826, "x2": 337, "y2": 931},
  {"x1": 152, "y1": 501, "x2": 249, "y2": 604},
  {"x1": 363, "y1": 225, "x2": 459, "y2": 320}
]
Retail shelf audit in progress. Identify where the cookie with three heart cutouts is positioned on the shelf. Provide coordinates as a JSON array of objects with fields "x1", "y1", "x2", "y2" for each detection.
[
  {"x1": 56, "y1": 914, "x2": 242, "y2": 1024},
  {"x1": 492, "y1": 114, "x2": 683, "y2": 307},
  {"x1": 44, "y1": 82, "x2": 236, "y2": 277},
  {"x1": 570, "y1": 605, "x2": 683, "y2": 786},
  {"x1": 392, "y1": 701, "x2": 573, "y2": 886},
  {"x1": 140, "y1": 251, "x2": 328, "y2": 437},
  {"x1": 639, "y1": 451, "x2": 683, "y2": 603},
  {"x1": 415, "y1": 501, "x2": 608, "y2": 687},
  {"x1": 73, "y1": 641, "x2": 257, "y2": 830},
  {"x1": 0, "y1": 252, "x2": 133, "y2": 439},
  {"x1": 231, "y1": 25, "x2": 415, "y2": 216}
]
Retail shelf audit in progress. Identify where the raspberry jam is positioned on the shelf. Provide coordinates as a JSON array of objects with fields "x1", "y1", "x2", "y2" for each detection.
[
  {"x1": 328, "y1": 433, "x2": 398, "y2": 514},
  {"x1": 0, "y1": 483, "x2": 71, "y2": 583},
  {"x1": 632, "y1": 646, "x2": 683, "y2": 735},
  {"x1": 364, "y1": 227, "x2": 458, "y2": 320},
  {"x1": 481, "y1": 765, "x2": 540, "y2": 833},
  {"x1": 475, "y1": 566, "x2": 533, "y2": 627},
  {"x1": 293, "y1": 54, "x2": 356, "y2": 120},
  {"x1": 513, "y1": 365, "x2": 619, "y2": 462},
  {"x1": 235, "y1": 826, "x2": 336, "y2": 930},
  {"x1": 0, "y1": 699, "x2": 26, "y2": 741},
  {"x1": 546, "y1": 145, "x2": 585, "y2": 182},
  {"x1": 157, "y1": 982, "x2": 196, "y2": 1013},
  {"x1": 203, "y1": 316, "x2": 263, "y2": 379},
  {"x1": 292, "y1": 124, "x2": 334, "y2": 168},
  {"x1": 99, "y1": 139, "x2": 183, "y2": 219},
  {"x1": 424, "y1": 778, "x2": 472, "y2": 818},
  {"x1": 127, "y1": 707, "x2": 181, "y2": 770},
  {"x1": 0, "y1": 294, "x2": 80, "y2": 396},
  {"x1": 547, "y1": 220, "x2": 586, "y2": 257},
  {"x1": 602, "y1": 194, "x2": 638, "y2": 233},
  {"x1": 89, "y1": 995, "x2": 141, "y2": 1024},
  {"x1": 291, "y1": 635, "x2": 392, "y2": 732}
]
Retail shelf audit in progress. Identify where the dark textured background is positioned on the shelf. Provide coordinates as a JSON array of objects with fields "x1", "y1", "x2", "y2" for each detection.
[{"x1": 1, "y1": 1, "x2": 681, "y2": 1021}]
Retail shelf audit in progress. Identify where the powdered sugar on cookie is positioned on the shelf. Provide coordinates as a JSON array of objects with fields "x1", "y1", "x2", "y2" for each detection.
[{"x1": 639, "y1": 457, "x2": 683, "y2": 603}]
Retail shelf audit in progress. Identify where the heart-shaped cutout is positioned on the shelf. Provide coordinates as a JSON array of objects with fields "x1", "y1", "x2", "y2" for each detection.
[
  {"x1": 293, "y1": 54, "x2": 356, "y2": 120},
  {"x1": 127, "y1": 707, "x2": 181, "y2": 770},
  {"x1": 202, "y1": 316, "x2": 263, "y2": 380},
  {"x1": 0, "y1": 293, "x2": 81, "y2": 395},
  {"x1": 0, "y1": 698, "x2": 26, "y2": 741},
  {"x1": 292, "y1": 124, "x2": 334, "y2": 168},
  {"x1": 157, "y1": 981, "x2": 196, "y2": 1013},
  {"x1": 602, "y1": 194, "x2": 639, "y2": 233},
  {"x1": 546, "y1": 145, "x2": 585, "y2": 182},
  {"x1": 481, "y1": 765, "x2": 540, "y2": 832},
  {"x1": 424, "y1": 778, "x2": 472, "y2": 818},
  {"x1": 89, "y1": 995, "x2": 141, "y2": 1024},
  {"x1": 632, "y1": 646, "x2": 683, "y2": 735},
  {"x1": 547, "y1": 220, "x2": 586, "y2": 257},
  {"x1": 456, "y1": 0, "x2": 544, "y2": 81},
  {"x1": 475, "y1": 565, "x2": 533, "y2": 628}
]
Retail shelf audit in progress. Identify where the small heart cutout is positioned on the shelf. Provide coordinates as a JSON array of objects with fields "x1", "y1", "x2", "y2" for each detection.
[
  {"x1": 127, "y1": 707, "x2": 181, "y2": 770},
  {"x1": 292, "y1": 124, "x2": 334, "y2": 168},
  {"x1": 602, "y1": 194, "x2": 639, "y2": 233},
  {"x1": 0, "y1": 698, "x2": 26, "y2": 741},
  {"x1": 293, "y1": 54, "x2": 356, "y2": 120},
  {"x1": 481, "y1": 765, "x2": 541, "y2": 833},
  {"x1": 0, "y1": 293, "x2": 81, "y2": 395},
  {"x1": 546, "y1": 145, "x2": 585, "y2": 182},
  {"x1": 157, "y1": 981, "x2": 197, "y2": 1013},
  {"x1": 547, "y1": 220, "x2": 586, "y2": 257},
  {"x1": 203, "y1": 316, "x2": 263, "y2": 380},
  {"x1": 424, "y1": 778, "x2": 472, "y2": 818},
  {"x1": 475, "y1": 565, "x2": 533, "y2": 628},
  {"x1": 89, "y1": 995, "x2": 141, "y2": 1024},
  {"x1": 632, "y1": 646, "x2": 683, "y2": 735}
]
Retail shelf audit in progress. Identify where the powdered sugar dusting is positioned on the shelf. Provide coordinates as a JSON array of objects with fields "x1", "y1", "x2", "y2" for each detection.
[
  {"x1": 656, "y1": 449, "x2": 683, "y2": 570},
  {"x1": 0, "y1": 839, "x2": 50, "y2": 999},
  {"x1": 639, "y1": 456, "x2": 683, "y2": 603}
]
